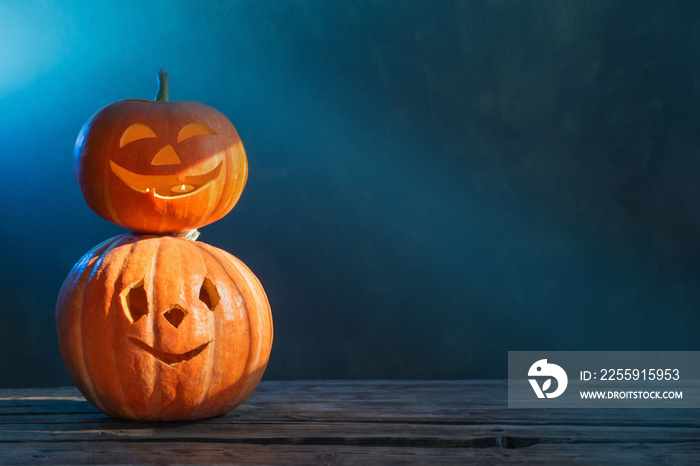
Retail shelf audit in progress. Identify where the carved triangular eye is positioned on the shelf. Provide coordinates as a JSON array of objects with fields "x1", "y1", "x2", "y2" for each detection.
[
  {"x1": 120, "y1": 279, "x2": 148, "y2": 323},
  {"x1": 199, "y1": 277, "x2": 220, "y2": 311}
]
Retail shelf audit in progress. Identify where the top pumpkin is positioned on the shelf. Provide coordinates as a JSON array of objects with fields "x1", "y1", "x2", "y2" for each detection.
[{"x1": 74, "y1": 70, "x2": 247, "y2": 233}]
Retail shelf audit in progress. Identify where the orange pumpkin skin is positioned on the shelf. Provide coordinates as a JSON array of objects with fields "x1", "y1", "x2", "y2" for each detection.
[
  {"x1": 74, "y1": 99, "x2": 248, "y2": 233},
  {"x1": 56, "y1": 234, "x2": 272, "y2": 421}
]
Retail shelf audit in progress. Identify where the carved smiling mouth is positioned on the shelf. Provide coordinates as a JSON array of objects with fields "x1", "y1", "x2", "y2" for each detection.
[
  {"x1": 110, "y1": 161, "x2": 222, "y2": 198},
  {"x1": 129, "y1": 337, "x2": 209, "y2": 365}
]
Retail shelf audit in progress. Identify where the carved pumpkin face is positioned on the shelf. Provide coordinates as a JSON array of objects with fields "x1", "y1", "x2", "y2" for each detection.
[
  {"x1": 74, "y1": 99, "x2": 248, "y2": 233},
  {"x1": 55, "y1": 234, "x2": 273, "y2": 421}
]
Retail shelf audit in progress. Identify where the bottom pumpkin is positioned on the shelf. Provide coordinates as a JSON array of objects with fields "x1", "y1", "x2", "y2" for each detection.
[{"x1": 56, "y1": 233, "x2": 273, "y2": 421}]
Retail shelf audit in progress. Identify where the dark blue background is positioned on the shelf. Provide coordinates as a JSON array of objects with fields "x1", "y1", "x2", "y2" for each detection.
[{"x1": 1, "y1": 0, "x2": 699, "y2": 387}]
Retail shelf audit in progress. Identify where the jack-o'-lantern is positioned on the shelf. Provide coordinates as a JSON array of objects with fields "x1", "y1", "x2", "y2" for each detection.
[
  {"x1": 55, "y1": 233, "x2": 273, "y2": 421},
  {"x1": 74, "y1": 70, "x2": 247, "y2": 233}
]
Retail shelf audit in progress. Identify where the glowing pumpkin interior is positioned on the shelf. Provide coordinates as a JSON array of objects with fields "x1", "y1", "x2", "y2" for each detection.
[{"x1": 111, "y1": 122, "x2": 222, "y2": 198}]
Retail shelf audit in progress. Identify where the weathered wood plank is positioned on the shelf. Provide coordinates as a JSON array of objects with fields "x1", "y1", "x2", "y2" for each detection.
[
  {"x1": 1, "y1": 441, "x2": 700, "y2": 465},
  {"x1": 1, "y1": 420, "x2": 699, "y2": 444},
  {"x1": 1, "y1": 382, "x2": 697, "y2": 427},
  {"x1": 1, "y1": 381, "x2": 698, "y2": 465}
]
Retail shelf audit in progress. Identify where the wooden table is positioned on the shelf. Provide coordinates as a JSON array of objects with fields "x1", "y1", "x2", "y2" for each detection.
[{"x1": 1, "y1": 380, "x2": 698, "y2": 464}]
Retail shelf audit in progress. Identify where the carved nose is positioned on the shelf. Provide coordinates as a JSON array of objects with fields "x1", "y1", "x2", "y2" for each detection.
[
  {"x1": 162, "y1": 306, "x2": 186, "y2": 328},
  {"x1": 151, "y1": 144, "x2": 182, "y2": 165}
]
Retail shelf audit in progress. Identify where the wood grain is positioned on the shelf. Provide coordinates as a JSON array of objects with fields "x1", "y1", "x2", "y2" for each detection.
[{"x1": 1, "y1": 381, "x2": 698, "y2": 464}]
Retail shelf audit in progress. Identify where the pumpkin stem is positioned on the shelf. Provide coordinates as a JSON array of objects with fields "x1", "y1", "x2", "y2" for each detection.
[
  {"x1": 183, "y1": 229, "x2": 200, "y2": 241},
  {"x1": 156, "y1": 69, "x2": 170, "y2": 102},
  {"x1": 169, "y1": 229, "x2": 200, "y2": 241}
]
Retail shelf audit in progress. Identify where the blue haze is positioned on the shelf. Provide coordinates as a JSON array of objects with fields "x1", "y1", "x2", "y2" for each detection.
[{"x1": 0, "y1": 0, "x2": 699, "y2": 386}]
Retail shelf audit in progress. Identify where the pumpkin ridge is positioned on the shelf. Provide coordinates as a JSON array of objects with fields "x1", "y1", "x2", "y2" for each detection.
[
  {"x1": 199, "y1": 112, "x2": 221, "y2": 224},
  {"x1": 193, "y1": 242, "x2": 252, "y2": 410},
  {"x1": 223, "y1": 252, "x2": 273, "y2": 401},
  {"x1": 207, "y1": 114, "x2": 247, "y2": 224},
  {"x1": 119, "y1": 235, "x2": 155, "y2": 419},
  {"x1": 74, "y1": 257, "x2": 100, "y2": 411},
  {"x1": 108, "y1": 238, "x2": 132, "y2": 419},
  {"x1": 191, "y1": 242, "x2": 218, "y2": 418},
  {"x1": 148, "y1": 236, "x2": 163, "y2": 412},
  {"x1": 102, "y1": 101, "x2": 139, "y2": 228},
  {"x1": 196, "y1": 243, "x2": 271, "y2": 407},
  {"x1": 76, "y1": 235, "x2": 126, "y2": 417},
  {"x1": 90, "y1": 235, "x2": 141, "y2": 419}
]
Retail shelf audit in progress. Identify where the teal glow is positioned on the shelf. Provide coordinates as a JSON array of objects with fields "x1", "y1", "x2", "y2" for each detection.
[
  {"x1": 0, "y1": 1, "x2": 74, "y2": 96},
  {"x1": 1, "y1": 1, "x2": 699, "y2": 387}
]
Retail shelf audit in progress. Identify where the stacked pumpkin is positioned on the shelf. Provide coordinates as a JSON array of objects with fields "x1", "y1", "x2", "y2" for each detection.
[{"x1": 56, "y1": 70, "x2": 273, "y2": 421}]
